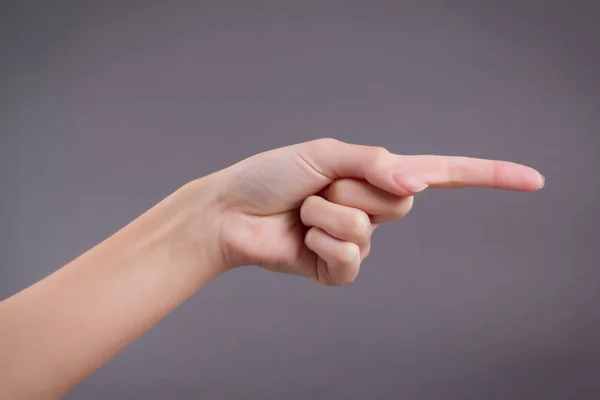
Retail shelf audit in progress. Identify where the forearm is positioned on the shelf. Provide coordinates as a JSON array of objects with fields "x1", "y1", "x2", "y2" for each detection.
[{"x1": 0, "y1": 178, "x2": 223, "y2": 399}]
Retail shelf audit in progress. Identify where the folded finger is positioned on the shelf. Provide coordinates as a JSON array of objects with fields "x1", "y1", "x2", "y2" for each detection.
[
  {"x1": 304, "y1": 227, "x2": 361, "y2": 285},
  {"x1": 324, "y1": 179, "x2": 414, "y2": 223},
  {"x1": 300, "y1": 195, "x2": 372, "y2": 246}
]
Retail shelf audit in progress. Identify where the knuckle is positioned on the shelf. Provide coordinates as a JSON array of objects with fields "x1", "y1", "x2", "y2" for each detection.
[
  {"x1": 302, "y1": 195, "x2": 321, "y2": 211},
  {"x1": 336, "y1": 242, "x2": 360, "y2": 266},
  {"x1": 341, "y1": 210, "x2": 371, "y2": 240},
  {"x1": 368, "y1": 146, "x2": 390, "y2": 174},
  {"x1": 315, "y1": 137, "x2": 341, "y2": 148},
  {"x1": 371, "y1": 146, "x2": 390, "y2": 162}
]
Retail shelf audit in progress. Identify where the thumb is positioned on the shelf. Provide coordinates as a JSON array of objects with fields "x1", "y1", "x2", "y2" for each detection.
[{"x1": 295, "y1": 138, "x2": 428, "y2": 197}]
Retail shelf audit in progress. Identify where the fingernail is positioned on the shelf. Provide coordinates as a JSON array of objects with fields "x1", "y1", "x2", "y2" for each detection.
[
  {"x1": 539, "y1": 174, "x2": 545, "y2": 188},
  {"x1": 392, "y1": 170, "x2": 428, "y2": 193}
]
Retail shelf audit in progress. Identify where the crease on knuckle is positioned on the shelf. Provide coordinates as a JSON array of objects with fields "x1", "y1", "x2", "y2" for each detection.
[{"x1": 447, "y1": 156, "x2": 465, "y2": 187}]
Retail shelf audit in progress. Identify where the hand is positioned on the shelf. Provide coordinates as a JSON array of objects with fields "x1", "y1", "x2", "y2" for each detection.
[
  {"x1": 0, "y1": 137, "x2": 545, "y2": 397},
  {"x1": 199, "y1": 138, "x2": 544, "y2": 285}
]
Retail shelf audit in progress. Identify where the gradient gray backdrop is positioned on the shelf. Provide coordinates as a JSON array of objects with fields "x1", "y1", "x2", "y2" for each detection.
[{"x1": 2, "y1": 1, "x2": 599, "y2": 399}]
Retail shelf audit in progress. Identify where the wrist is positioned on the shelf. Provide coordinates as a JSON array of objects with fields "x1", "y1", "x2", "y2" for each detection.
[{"x1": 141, "y1": 175, "x2": 229, "y2": 286}]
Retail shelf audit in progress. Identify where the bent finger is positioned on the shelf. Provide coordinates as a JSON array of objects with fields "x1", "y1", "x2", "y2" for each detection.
[
  {"x1": 324, "y1": 179, "x2": 415, "y2": 223},
  {"x1": 304, "y1": 227, "x2": 361, "y2": 286},
  {"x1": 301, "y1": 195, "x2": 372, "y2": 245}
]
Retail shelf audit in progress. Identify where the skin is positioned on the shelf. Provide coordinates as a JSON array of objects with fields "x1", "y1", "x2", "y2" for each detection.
[{"x1": 0, "y1": 138, "x2": 544, "y2": 399}]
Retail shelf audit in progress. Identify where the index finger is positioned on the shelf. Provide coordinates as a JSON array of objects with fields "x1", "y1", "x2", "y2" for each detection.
[
  {"x1": 295, "y1": 139, "x2": 544, "y2": 196},
  {"x1": 400, "y1": 155, "x2": 545, "y2": 191}
]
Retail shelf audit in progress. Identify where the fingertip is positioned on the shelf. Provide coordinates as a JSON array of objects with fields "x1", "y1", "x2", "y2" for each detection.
[
  {"x1": 524, "y1": 170, "x2": 545, "y2": 191},
  {"x1": 538, "y1": 173, "x2": 546, "y2": 189}
]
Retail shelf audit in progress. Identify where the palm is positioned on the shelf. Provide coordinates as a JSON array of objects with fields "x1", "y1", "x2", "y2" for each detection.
[{"x1": 217, "y1": 146, "x2": 333, "y2": 277}]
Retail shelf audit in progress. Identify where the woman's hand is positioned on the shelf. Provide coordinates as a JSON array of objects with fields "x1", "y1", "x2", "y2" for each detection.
[
  {"x1": 0, "y1": 138, "x2": 544, "y2": 398},
  {"x1": 197, "y1": 138, "x2": 544, "y2": 285}
]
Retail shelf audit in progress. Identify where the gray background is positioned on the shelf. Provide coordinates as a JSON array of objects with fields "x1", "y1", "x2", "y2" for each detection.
[{"x1": 2, "y1": 1, "x2": 599, "y2": 399}]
